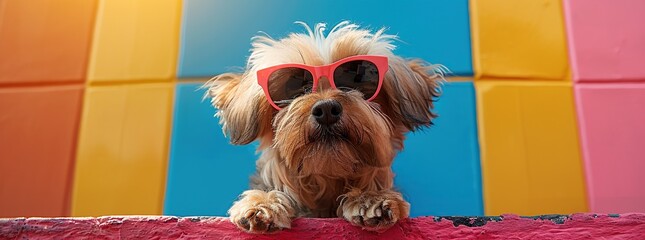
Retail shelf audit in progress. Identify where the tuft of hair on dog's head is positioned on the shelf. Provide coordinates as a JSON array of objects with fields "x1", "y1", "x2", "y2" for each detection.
[{"x1": 205, "y1": 21, "x2": 446, "y2": 178}]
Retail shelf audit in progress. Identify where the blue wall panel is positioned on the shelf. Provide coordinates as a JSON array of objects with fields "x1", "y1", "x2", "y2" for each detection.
[
  {"x1": 393, "y1": 81, "x2": 483, "y2": 216},
  {"x1": 178, "y1": 0, "x2": 473, "y2": 78},
  {"x1": 164, "y1": 83, "x2": 258, "y2": 216}
]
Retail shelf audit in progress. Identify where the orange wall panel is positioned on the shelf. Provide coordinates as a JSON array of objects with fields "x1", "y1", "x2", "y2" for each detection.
[
  {"x1": 0, "y1": 85, "x2": 84, "y2": 217},
  {"x1": 0, "y1": 0, "x2": 97, "y2": 84}
]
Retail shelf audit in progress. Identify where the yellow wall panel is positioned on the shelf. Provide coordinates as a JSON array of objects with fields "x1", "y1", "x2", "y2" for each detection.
[
  {"x1": 476, "y1": 81, "x2": 587, "y2": 215},
  {"x1": 87, "y1": 0, "x2": 181, "y2": 83},
  {"x1": 72, "y1": 83, "x2": 174, "y2": 216},
  {"x1": 470, "y1": 0, "x2": 570, "y2": 80}
]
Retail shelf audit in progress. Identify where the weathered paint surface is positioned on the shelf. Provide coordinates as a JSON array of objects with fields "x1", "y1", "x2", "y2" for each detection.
[{"x1": 1, "y1": 214, "x2": 644, "y2": 239}]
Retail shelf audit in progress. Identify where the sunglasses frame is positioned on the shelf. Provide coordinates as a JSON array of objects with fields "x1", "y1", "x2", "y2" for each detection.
[{"x1": 257, "y1": 55, "x2": 389, "y2": 110}]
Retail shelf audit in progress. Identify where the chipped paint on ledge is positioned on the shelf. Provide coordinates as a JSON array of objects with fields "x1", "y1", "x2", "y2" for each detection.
[{"x1": 1, "y1": 214, "x2": 645, "y2": 239}]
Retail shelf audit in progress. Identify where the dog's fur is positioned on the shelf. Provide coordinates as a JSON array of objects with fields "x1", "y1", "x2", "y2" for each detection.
[{"x1": 205, "y1": 22, "x2": 445, "y2": 233}]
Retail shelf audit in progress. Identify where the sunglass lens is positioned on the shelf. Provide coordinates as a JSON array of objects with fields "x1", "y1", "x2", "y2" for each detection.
[
  {"x1": 333, "y1": 60, "x2": 380, "y2": 99},
  {"x1": 267, "y1": 67, "x2": 314, "y2": 108}
]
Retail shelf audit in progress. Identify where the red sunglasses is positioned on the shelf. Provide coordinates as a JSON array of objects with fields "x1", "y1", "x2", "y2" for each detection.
[{"x1": 257, "y1": 55, "x2": 389, "y2": 110}]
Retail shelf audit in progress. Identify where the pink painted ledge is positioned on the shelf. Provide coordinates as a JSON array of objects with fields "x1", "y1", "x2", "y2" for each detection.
[{"x1": 2, "y1": 214, "x2": 645, "y2": 239}]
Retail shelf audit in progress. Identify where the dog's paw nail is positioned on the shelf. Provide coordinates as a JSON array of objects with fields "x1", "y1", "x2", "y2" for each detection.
[
  {"x1": 351, "y1": 215, "x2": 364, "y2": 225},
  {"x1": 266, "y1": 222, "x2": 280, "y2": 233},
  {"x1": 380, "y1": 203, "x2": 394, "y2": 220},
  {"x1": 254, "y1": 219, "x2": 267, "y2": 231},
  {"x1": 385, "y1": 208, "x2": 394, "y2": 220},
  {"x1": 375, "y1": 207, "x2": 383, "y2": 218},
  {"x1": 254, "y1": 209, "x2": 264, "y2": 219},
  {"x1": 238, "y1": 217, "x2": 251, "y2": 230}
]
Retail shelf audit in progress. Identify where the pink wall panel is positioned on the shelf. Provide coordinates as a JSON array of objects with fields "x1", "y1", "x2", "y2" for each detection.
[
  {"x1": 564, "y1": 0, "x2": 645, "y2": 82},
  {"x1": 575, "y1": 83, "x2": 645, "y2": 213}
]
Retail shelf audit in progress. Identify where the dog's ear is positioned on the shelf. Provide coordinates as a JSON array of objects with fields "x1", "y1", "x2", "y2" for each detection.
[
  {"x1": 205, "y1": 73, "x2": 268, "y2": 145},
  {"x1": 383, "y1": 58, "x2": 444, "y2": 131}
]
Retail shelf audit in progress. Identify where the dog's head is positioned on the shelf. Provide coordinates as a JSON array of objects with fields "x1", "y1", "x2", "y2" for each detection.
[{"x1": 206, "y1": 22, "x2": 444, "y2": 178}]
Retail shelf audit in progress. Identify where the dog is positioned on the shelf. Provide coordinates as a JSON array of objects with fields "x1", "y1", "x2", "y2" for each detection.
[{"x1": 205, "y1": 21, "x2": 445, "y2": 233}]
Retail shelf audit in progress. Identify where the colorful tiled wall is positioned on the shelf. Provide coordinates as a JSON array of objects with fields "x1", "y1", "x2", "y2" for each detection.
[{"x1": 1, "y1": 0, "x2": 643, "y2": 218}]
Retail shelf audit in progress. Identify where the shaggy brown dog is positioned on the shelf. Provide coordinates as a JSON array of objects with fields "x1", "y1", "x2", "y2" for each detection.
[{"x1": 206, "y1": 22, "x2": 445, "y2": 233}]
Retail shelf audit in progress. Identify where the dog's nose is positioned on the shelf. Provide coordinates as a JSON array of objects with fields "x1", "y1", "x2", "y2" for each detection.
[{"x1": 311, "y1": 99, "x2": 342, "y2": 125}]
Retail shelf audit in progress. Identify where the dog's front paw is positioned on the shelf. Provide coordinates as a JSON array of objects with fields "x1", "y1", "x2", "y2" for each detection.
[
  {"x1": 232, "y1": 205, "x2": 283, "y2": 233},
  {"x1": 338, "y1": 189, "x2": 410, "y2": 231},
  {"x1": 228, "y1": 190, "x2": 295, "y2": 233}
]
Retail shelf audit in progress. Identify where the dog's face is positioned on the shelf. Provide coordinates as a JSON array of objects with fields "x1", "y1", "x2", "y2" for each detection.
[{"x1": 207, "y1": 22, "x2": 444, "y2": 179}]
